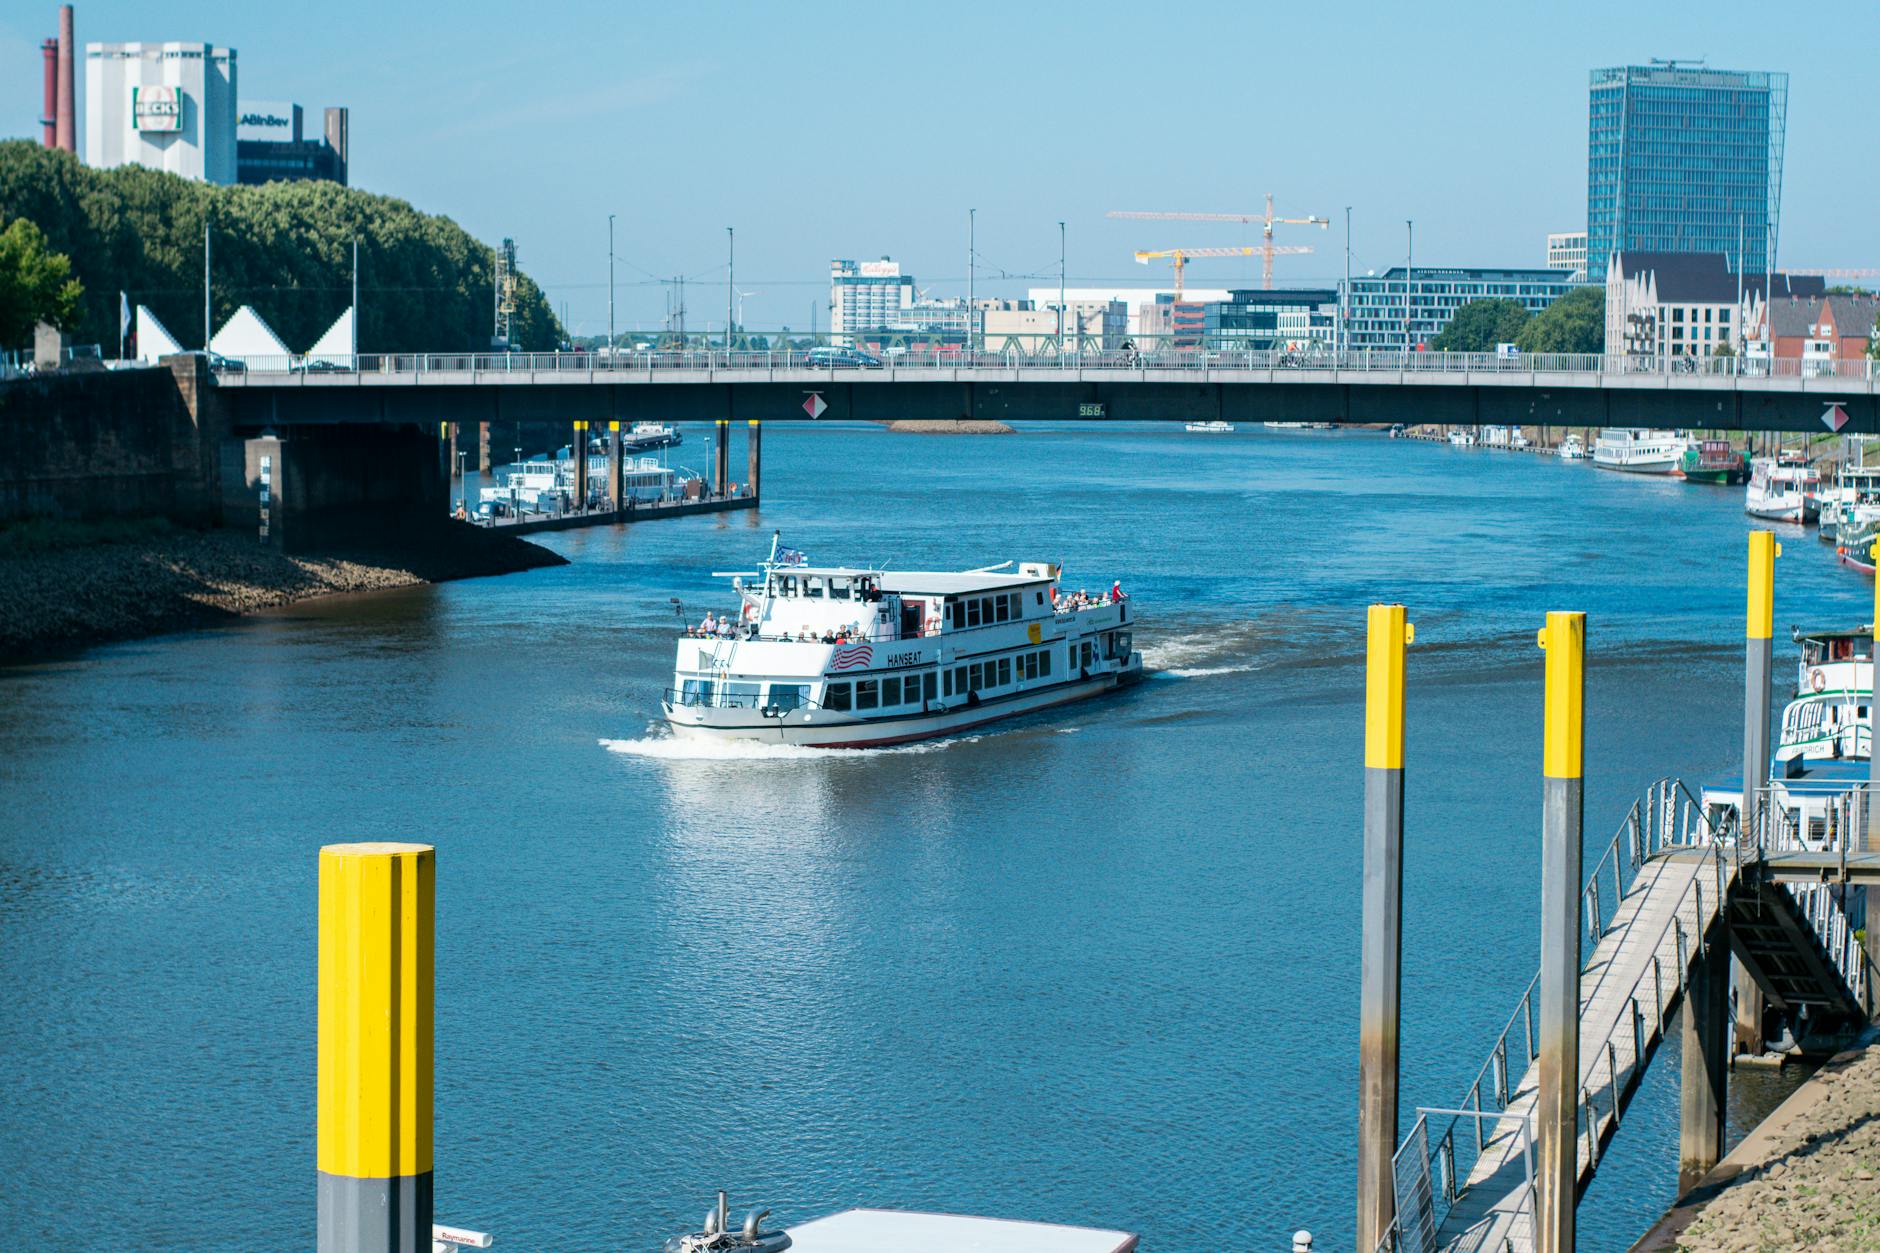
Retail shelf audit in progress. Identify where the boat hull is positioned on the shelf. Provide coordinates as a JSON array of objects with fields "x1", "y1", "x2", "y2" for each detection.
[
  {"x1": 665, "y1": 667, "x2": 1142, "y2": 749},
  {"x1": 1593, "y1": 457, "x2": 1680, "y2": 474},
  {"x1": 1681, "y1": 467, "x2": 1749, "y2": 485}
]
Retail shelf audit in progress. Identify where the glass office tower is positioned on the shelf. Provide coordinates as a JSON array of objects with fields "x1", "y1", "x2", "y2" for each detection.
[{"x1": 1586, "y1": 64, "x2": 1787, "y2": 282}]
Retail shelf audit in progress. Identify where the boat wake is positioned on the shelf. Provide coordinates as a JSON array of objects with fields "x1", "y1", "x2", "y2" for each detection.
[
  {"x1": 1141, "y1": 620, "x2": 1273, "y2": 679},
  {"x1": 600, "y1": 733, "x2": 972, "y2": 761}
]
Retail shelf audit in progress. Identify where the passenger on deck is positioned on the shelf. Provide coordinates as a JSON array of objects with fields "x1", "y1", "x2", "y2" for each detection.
[{"x1": 700, "y1": 611, "x2": 717, "y2": 636}]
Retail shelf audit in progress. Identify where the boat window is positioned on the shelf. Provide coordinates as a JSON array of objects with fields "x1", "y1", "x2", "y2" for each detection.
[
  {"x1": 994, "y1": 596, "x2": 1010, "y2": 623},
  {"x1": 997, "y1": 657, "x2": 1011, "y2": 686},
  {"x1": 968, "y1": 663, "x2": 982, "y2": 691},
  {"x1": 953, "y1": 666, "x2": 966, "y2": 694},
  {"x1": 805, "y1": 578, "x2": 824, "y2": 598},
  {"x1": 825, "y1": 682, "x2": 852, "y2": 711},
  {"x1": 1020, "y1": 653, "x2": 1037, "y2": 680},
  {"x1": 966, "y1": 599, "x2": 982, "y2": 628},
  {"x1": 1040, "y1": 649, "x2": 1051, "y2": 676},
  {"x1": 1010, "y1": 593, "x2": 1023, "y2": 618},
  {"x1": 770, "y1": 684, "x2": 807, "y2": 712},
  {"x1": 1035, "y1": 591, "x2": 1044, "y2": 605},
  {"x1": 681, "y1": 677, "x2": 715, "y2": 705},
  {"x1": 923, "y1": 671, "x2": 936, "y2": 701},
  {"x1": 856, "y1": 680, "x2": 880, "y2": 711},
  {"x1": 830, "y1": 576, "x2": 853, "y2": 599},
  {"x1": 949, "y1": 600, "x2": 964, "y2": 630},
  {"x1": 943, "y1": 670, "x2": 953, "y2": 697},
  {"x1": 725, "y1": 682, "x2": 761, "y2": 707}
]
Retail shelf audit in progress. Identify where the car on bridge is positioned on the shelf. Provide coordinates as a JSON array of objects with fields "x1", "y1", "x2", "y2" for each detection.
[{"x1": 804, "y1": 346, "x2": 884, "y2": 369}]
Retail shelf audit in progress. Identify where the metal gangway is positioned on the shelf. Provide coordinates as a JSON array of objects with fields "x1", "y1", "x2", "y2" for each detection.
[{"x1": 1385, "y1": 779, "x2": 1870, "y2": 1253}]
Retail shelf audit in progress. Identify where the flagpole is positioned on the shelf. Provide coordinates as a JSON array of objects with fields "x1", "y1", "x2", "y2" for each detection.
[{"x1": 118, "y1": 290, "x2": 127, "y2": 363}]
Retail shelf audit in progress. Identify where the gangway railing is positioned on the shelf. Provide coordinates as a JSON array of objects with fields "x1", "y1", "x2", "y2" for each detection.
[
  {"x1": 1749, "y1": 782, "x2": 1871, "y2": 1008},
  {"x1": 1382, "y1": 778, "x2": 1726, "y2": 1248},
  {"x1": 1377, "y1": 1109, "x2": 1535, "y2": 1253}
]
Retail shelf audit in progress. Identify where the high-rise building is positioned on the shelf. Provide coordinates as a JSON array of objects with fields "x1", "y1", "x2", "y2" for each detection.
[
  {"x1": 237, "y1": 101, "x2": 350, "y2": 185},
  {"x1": 1205, "y1": 289, "x2": 1338, "y2": 352},
  {"x1": 1546, "y1": 231, "x2": 1587, "y2": 283},
  {"x1": 84, "y1": 41, "x2": 238, "y2": 183},
  {"x1": 1586, "y1": 63, "x2": 1788, "y2": 282},
  {"x1": 829, "y1": 259, "x2": 913, "y2": 339}
]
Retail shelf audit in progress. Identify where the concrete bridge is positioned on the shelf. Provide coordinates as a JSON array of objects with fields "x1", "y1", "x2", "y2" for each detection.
[{"x1": 211, "y1": 348, "x2": 1880, "y2": 434}]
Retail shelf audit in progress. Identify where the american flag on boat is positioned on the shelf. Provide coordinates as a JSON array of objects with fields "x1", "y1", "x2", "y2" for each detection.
[
  {"x1": 828, "y1": 643, "x2": 873, "y2": 671},
  {"x1": 776, "y1": 546, "x2": 807, "y2": 567}
]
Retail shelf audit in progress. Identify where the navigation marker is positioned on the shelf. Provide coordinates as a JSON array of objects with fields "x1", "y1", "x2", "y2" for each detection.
[
  {"x1": 804, "y1": 392, "x2": 828, "y2": 419},
  {"x1": 1823, "y1": 402, "x2": 1850, "y2": 432}
]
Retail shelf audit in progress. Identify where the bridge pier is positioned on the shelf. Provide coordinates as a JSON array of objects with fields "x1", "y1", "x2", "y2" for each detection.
[
  {"x1": 714, "y1": 419, "x2": 730, "y2": 495},
  {"x1": 221, "y1": 422, "x2": 449, "y2": 552},
  {"x1": 447, "y1": 422, "x2": 460, "y2": 479},
  {"x1": 477, "y1": 421, "x2": 491, "y2": 474},
  {"x1": 1680, "y1": 916, "x2": 1731, "y2": 1192},
  {"x1": 747, "y1": 419, "x2": 762, "y2": 501},
  {"x1": 1737, "y1": 533, "x2": 1777, "y2": 1051},
  {"x1": 1356, "y1": 605, "x2": 1411, "y2": 1253},
  {"x1": 1536, "y1": 612, "x2": 1584, "y2": 1253}
]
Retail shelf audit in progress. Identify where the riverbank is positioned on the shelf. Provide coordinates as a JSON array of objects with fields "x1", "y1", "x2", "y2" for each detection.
[
  {"x1": 1632, "y1": 1033, "x2": 1880, "y2": 1252},
  {"x1": 881, "y1": 419, "x2": 1016, "y2": 434},
  {"x1": 0, "y1": 520, "x2": 566, "y2": 661}
]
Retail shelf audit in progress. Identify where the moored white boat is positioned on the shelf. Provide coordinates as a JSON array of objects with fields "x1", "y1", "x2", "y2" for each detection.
[
  {"x1": 1447, "y1": 429, "x2": 1476, "y2": 447},
  {"x1": 1592, "y1": 428, "x2": 1688, "y2": 474},
  {"x1": 1185, "y1": 420, "x2": 1235, "y2": 433},
  {"x1": 1744, "y1": 453, "x2": 1821, "y2": 524},
  {"x1": 662, "y1": 537, "x2": 1144, "y2": 748},
  {"x1": 1557, "y1": 434, "x2": 1587, "y2": 460}
]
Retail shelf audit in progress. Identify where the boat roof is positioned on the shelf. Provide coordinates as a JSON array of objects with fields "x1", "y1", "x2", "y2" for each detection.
[
  {"x1": 1709, "y1": 757, "x2": 1872, "y2": 797},
  {"x1": 1793, "y1": 625, "x2": 1873, "y2": 641},
  {"x1": 880, "y1": 571, "x2": 1049, "y2": 595},
  {"x1": 784, "y1": 1210, "x2": 1138, "y2": 1253}
]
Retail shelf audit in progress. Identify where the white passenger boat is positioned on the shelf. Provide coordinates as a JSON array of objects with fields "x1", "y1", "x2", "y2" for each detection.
[
  {"x1": 1593, "y1": 428, "x2": 1688, "y2": 474},
  {"x1": 1557, "y1": 434, "x2": 1587, "y2": 460},
  {"x1": 1818, "y1": 463, "x2": 1880, "y2": 543},
  {"x1": 662, "y1": 537, "x2": 1144, "y2": 747},
  {"x1": 1447, "y1": 429, "x2": 1476, "y2": 448},
  {"x1": 1744, "y1": 453, "x2": 1820, "y2": 524},
  {"x1": 1185, "y1": 420, "x2": 1235, "y2": 433}
]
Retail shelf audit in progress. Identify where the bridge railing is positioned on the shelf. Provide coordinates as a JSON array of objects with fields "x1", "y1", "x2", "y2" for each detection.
[
  {"x1": 1387, "y1": 779, "x2": 1720, "y2": 1247},
  {"x1": 205, "y1": 342, "x2": 1880, "y2": 384}
]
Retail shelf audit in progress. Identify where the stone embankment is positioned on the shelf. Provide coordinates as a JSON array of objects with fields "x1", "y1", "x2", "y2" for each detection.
[
  {"x1": 1635, "y1": 1036, "x2": 1880, "y2": 1252},
  {"x1": 0, "y1": 521, "x2": 565, "y2": 660}
]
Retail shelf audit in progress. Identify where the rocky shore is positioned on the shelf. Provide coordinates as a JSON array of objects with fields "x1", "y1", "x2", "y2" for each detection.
[
  {"x1": 0, "y1": 521, "x2": 566, "y2": 661},
  {"x1": 1635, "y1": 1035, "x2": 1880, "y2": 1252}
]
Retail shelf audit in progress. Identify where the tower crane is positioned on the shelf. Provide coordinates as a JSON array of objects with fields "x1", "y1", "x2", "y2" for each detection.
[
  {"x1": 1110, "y1": 194, "x2": 1329, "y2": 288},
  {"x1": 1134, "y1": 246, "x2": 1306, "y2": 298}
]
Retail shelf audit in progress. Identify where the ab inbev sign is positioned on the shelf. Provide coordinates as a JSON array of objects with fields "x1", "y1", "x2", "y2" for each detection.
[{"x1": 131, "y1": 85, "x2": 183, "y2": 132}]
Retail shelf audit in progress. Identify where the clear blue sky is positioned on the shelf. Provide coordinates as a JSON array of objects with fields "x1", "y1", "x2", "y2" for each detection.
[{"x1": 4, "y1": 0, "x2": 1875, "y2": 336}]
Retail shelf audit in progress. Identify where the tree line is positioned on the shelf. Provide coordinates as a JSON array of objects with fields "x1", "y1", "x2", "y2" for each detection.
[
  {"x1": 1427, "y1": 287, "x2": 1605, "y2": 355},
  {"x1": 0, "y1": 141, "x2": 563, "y2": 353}
]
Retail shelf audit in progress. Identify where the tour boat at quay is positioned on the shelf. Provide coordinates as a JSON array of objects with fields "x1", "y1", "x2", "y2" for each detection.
[
  {"x1": 662, "y1": 538, "x2": 1143, "y2": 747},
  {"x1": 1557, "y1": 433, "x2": 1587, "y2": 460},
  {"x1": 1592, "y1": 428, "x2": 1688, "y2": 474},
  {"x1": 1185, "y1": 420, "x2": 1235, "y2": 433}
]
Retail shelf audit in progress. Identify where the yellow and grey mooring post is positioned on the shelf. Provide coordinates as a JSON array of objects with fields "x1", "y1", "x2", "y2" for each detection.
[
  {"x1": 1357, "y1": 604, "x2": 1412, "y2": 1253},
  {"x1": 1536, "y1": 612, "x2": 1584, "y2": 1253},
  {"x1": 608, "y1": 420, "x2": 624, "y2": 511},
  {"x1": 1737, "y1": 533, "x2": 1778, "y2": 1051},
  {"x1": 572, "y1": 421, "x2": 589, "y2": 506},
  {"x1": 319, "y1": 843, "x2": 434, "y2": 1253},
  {"x1": 1869, "y1": 536, "x2": 1880, "y2": 986}
]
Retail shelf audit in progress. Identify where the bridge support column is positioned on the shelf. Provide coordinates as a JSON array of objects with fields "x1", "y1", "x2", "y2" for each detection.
[
  {"x1": 1738, "y1": 532, "x2": 1777, "y2": 1051},
  {"x1": 1357, "y1": 604, "x2": 1412, "y2": 1253},
  {"x1": 608, "y1": 421, "x2": 623, "y2": 511},
  {"x1": 714, "y1": 419, "x2": 730, "y2": 496},
  {"x1": 1679, "y1": 918, "x2": 1730, "y2": 1193},
  {"x1": 317, "y1": 842, "x2": 434, "y2": 1253},
  {"x1": 478, "y1": 421, "x2": 491, "y2": 474},
  {"x1": 448, "y1": 422, "x2": 460, "y2": 478},
  {"x1": 1536, "y1": 611, "x2": 1585, "y2": 1253},
  {"x1": 747, "y1": 419, "x2": 761, "y2": 502}
]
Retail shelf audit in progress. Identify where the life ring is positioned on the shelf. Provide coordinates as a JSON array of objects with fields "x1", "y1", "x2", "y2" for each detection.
[{"x1": 1810, "y1": 668, "x2": 1827, "y2": 693}]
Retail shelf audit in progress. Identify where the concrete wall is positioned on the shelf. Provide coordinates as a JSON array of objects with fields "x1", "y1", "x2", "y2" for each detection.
[
  {"x1": 0, "y1": 357, "x2": 223, "y2": 525},
  {"x1": 220, "y1": 423, "x2": 448, "y2": 552}
]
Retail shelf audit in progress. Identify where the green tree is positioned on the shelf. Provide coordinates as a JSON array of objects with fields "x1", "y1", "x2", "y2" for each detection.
[
  {"x1": 1429, "y1": 297, "x2": 1531, "y2": 353},
  {"x1": 1711, "y1": 341, "x2": 1736, "y2": 357},
  {"x1": 0, "y1": 141, "x2": 562, "y2": 352},
  {"x1": 1515, "y1": 285, "x2": 1605, "y2": 355},
  {"x1": 0, "y1": 216, "x2": 83, "y2": 349}
]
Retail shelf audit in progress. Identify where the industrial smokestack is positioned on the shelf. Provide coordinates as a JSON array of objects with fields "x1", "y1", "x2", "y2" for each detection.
[
  {"x1": 55, "y1": 4, "x2": 76, "y2": 155},
  {"x1": 41, "y1": 38, "x2": 58, "y2": 147}
]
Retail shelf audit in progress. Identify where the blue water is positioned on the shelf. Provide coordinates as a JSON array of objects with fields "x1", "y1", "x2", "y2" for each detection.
[{"x1": 0, "y1": 424, "x2": 1864, "y2": 1251}]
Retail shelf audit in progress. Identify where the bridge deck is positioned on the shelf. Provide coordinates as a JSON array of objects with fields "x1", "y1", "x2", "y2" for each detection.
[{"x1": 1436, "y1": 854, "x2": 1721, "y2": 1253}]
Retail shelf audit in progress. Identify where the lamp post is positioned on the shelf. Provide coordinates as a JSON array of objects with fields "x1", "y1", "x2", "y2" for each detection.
[
  {"x1": 1058, "y1": 220, "x2": 1067, "y2": 349},
  {"x1": 1405, "y1": 220, "x2": 1414, "y2": 356},
  {"x1": 1343, "y1": 206, "x2": 1353, "y2": 362},
  {"x1": 726, "y1": 226, "x2": 735, "y2": 354},
  {"x1": 968, "y1": 207, "x2": 976, "y2": 355},
  {"x1": 607, "y1": 213, "x2": 616, "y2": 361}
]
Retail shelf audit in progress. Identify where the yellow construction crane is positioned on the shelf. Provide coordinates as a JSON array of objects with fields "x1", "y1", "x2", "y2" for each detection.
[
  {"x1": 1111, "y1": 194, "x2": 1329, "y2": 288},
  {"x1": 1134, "y1": 246, "x2": 1294, "y2": 297}
]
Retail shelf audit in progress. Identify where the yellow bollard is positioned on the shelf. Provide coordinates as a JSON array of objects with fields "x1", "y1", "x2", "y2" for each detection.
[
  {"x1": 1536, "y1": 611, "x2": 1584, "y2": 1253},
  {"x1": 318, "y1": 842, "x2": 434, "y2": 1253},
  {"x1": 1357, "y1": 604, "x2": 1412, "y2": 1253}
]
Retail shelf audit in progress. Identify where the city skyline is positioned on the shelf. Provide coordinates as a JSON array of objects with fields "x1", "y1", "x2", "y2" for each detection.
[{"x1": 2, "y1": 0, "x2": 1876, "y2": 336}]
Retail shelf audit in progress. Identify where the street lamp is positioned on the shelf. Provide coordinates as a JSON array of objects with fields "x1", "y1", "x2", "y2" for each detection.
[{"x1": 607, "y1": 213, "x2": 616, "y2": 363}]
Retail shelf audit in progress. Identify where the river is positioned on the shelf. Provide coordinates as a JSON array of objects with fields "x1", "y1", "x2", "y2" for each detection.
[{"x1": 0, "y1": 423, "x2": 1862, "y2": 1251}]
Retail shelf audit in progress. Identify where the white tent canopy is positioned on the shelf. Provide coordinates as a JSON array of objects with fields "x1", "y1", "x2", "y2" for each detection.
[
  {"x1": 209, "y1": 305, "x2": 291, "y2": 363},
  {"x1": 306, "y1": 307, "x2": 356, "y2": 366},
  {"x1": 134, "y1": 305, "x2": 183, "y2": 364}
]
